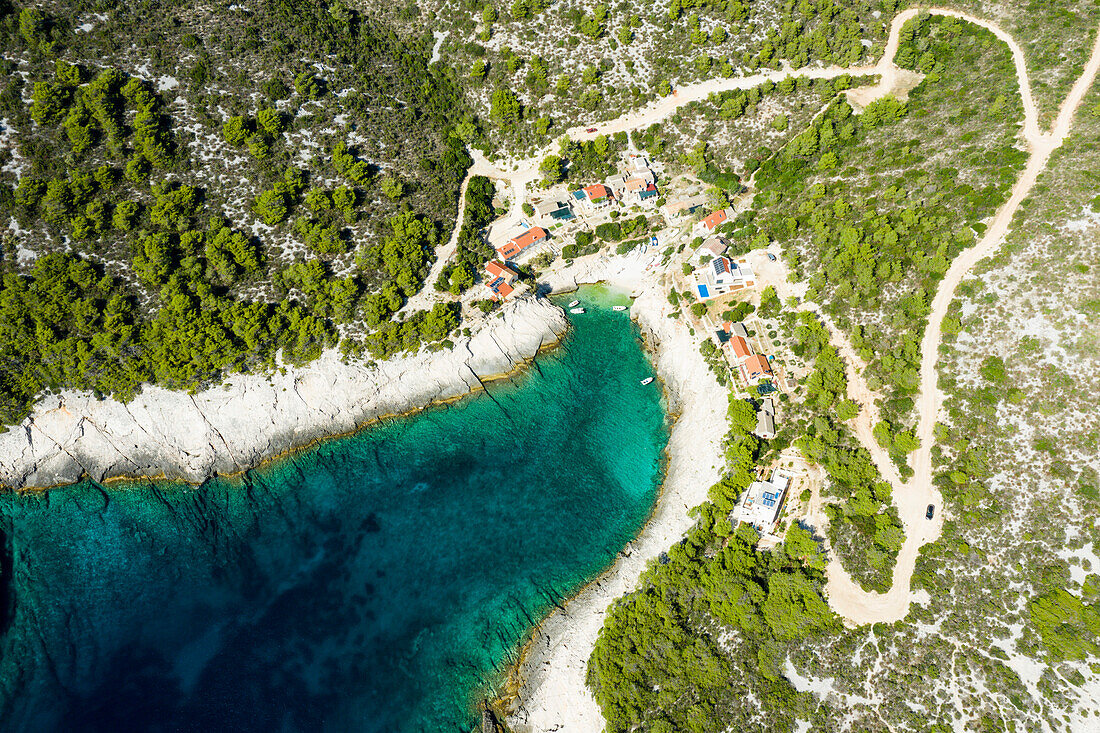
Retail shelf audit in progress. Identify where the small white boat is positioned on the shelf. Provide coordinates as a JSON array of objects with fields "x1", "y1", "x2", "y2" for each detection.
[
  {"x1": 570, "y1": 307, "x2": 585, "y2": 314},
  {"x1": 640, "y1": 377, "x2": 654, "y2": 385},
  {"x1": 568, "y1": 300, "x2": 580, "y2": 308},
  {"x1": 612, "y1": 305, "x2": 627, "y2": 311}
]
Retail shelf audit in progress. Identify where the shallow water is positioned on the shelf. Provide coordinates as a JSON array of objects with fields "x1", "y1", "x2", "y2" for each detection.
[{"x1": 0, "y1": 286, "x2": 667, "y2": 732}]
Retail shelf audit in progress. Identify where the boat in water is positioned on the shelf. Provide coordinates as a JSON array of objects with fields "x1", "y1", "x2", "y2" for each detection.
[
  {"x1": 612, "y1": 305, "x2": 627, "y2": 311},
  {"x1": 568, "y1": 300, "x2": 580, "y2": 308},
  {"x1": 570, "y1": 307, "x2": 585, "y2": 314},
  {"x1": 640, "y1": 377, "x2": 654, "y2": 385}
]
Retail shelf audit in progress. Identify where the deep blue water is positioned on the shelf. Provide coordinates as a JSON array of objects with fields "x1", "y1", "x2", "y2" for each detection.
[{"x1": 0, "y1": 286, "x2": 668, "y2": 732}]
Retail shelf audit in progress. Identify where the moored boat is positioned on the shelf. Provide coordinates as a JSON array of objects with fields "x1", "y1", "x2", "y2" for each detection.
[
  {"x1": 612, "y1": 305, "x2": 627, "y2": 311},
  {"x1": 570, "y1": 307, "x2": 585, "y2": 314},
  {"x1": 568, "y1": 300, "x2": 580, "y2": 308},
  {"x1": 640, "y1": 377, "x2": 654, "y2": 385}
]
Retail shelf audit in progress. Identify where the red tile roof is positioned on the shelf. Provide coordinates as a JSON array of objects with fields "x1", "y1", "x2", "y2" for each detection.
[
  {"x1": 488, "y1": 279, "x2": 514, "y2": 300},
  {"x1": 485, "y1": 260, "x2": 517, "y2": 279},
  {"x1": 623, "y1": 178, "x2": 646, "y2": 192},
  {"x1": 729, "y1": 336, "x2": 753, "y2": 359},
  {"x1": 497, "y1": 228, "x2": 548, "y2": 259},
  {"x1": 496, "y1": 242, "x2": 521, "y2": 259},
  {"x1": 509, "y1": 227, "x2": 548, "y2": 249},
  {"x1": 703, "y1": 209, "x2": 728, "y2": 230},
  {"x1": 584, "y1": 184, "x2": 612, "y2": 201},
  {"x1": 744, "y1": 354, "x2": 772, "y2": 377}
]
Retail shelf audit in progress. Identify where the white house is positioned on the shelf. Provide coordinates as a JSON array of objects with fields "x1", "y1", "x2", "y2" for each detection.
[
  {"x1": 737, "y1": 470, "x2": 791, "y2": 532},
  {"x1": 692, "y1": 256, "x2": 756, "y2": 300}
]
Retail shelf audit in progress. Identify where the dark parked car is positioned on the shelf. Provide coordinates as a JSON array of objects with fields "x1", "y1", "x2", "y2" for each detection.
[{"x1": 926, "y1": 504, "x2": 935, "y2": 520}]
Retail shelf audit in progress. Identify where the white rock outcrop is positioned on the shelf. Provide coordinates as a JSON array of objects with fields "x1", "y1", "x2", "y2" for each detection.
[{"x1": 0, "y1": 297, "x2": 568, "y2": 489}]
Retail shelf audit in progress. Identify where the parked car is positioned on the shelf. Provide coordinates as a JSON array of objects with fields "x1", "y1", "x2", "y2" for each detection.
[
  {"x1": 767, "y1": 252, "x2": 777, "y2": 261},
  {"x1": 926, "y1": 504, "x2": 935, "y2": 519},
  {"x1": 585, "y1": 127, "x2": 598, "y2": 133}
]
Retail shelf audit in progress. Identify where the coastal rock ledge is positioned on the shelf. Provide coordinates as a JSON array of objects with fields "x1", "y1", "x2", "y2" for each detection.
[{"x1": 0, "y1": 297, "x2": 568, "y2": 490}]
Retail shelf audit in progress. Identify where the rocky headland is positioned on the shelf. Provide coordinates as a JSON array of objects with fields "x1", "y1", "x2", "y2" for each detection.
[{"x1": 0, "y1": 297, "x2": 568, "y2": 489}]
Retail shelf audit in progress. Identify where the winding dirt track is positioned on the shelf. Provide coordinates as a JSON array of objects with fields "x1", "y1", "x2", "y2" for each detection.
[
  {"x1": 824, "y1": 7, "x2": 1100, "y2": 625},
  {"x1": 435, "y1": 8, "x2": 1100, "y2": 630}
]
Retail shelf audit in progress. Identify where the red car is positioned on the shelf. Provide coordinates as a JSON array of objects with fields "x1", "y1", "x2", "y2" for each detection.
[{"x1": 585, "y1": 127, "x2": 598, "y2": 133}]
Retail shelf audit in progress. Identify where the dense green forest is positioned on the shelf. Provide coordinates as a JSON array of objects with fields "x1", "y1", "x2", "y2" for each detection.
[{"x1": 0, "y1": 0, "x2": 478, "y2": 426}]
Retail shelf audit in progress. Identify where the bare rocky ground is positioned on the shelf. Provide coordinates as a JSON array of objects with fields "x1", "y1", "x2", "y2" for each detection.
[{"x1": 0, "y1": 297, "x2": 567, "y2": 489}]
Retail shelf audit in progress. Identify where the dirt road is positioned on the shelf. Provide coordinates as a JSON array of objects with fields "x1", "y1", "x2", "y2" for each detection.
[
  {"x1": 821, "y1": 9, "x2": 1100, "y2": 625},
  {"x1": 418, "y1": 8, "x2": 1100, "y2": 629}
]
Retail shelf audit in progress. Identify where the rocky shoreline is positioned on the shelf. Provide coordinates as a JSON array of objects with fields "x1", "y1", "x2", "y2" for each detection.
[
  {"x1": 504, "y1": 249, "x2": 731, "y2": 732},
  {"x1": 0, "y1": 245, "x2": 726, "y2": 733},
  {"x1": 0, "y1": 297, "x2": 568, "y2": 490}
]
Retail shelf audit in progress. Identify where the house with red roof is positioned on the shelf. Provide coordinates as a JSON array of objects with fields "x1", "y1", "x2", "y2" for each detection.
[
  {"x1": 485, "y1": 260, "x2": 516, "y2": 280},
  {"x1": 583, "y1": 184, "x2": 614, "y2": 210},
  {"x1": 495, "y1": 226, "x2": 549, "y2": 260},
  {"x1": 484, "y1": 260, "x2": 518, "y2": 301},
  {"x1": 714, "y1": 320, "x2": 776, "y2": 389},
  {"x1": 697, "y1": 208, "x2": 729, "y2": 234},
  {"x1": 638, "y1": 182, "x2": 659, "y2": 203},
  {"x1": 728, "y1": 335, "x2": 753, "y2": 362},
  {"x1": 741, "y1": 354, "x2": 773, "y2": 384}
]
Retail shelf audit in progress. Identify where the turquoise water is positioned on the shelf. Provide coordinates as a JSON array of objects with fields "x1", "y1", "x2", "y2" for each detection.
[{"x1": 0, "y1": 286, "x2": 667, "y2": 732}]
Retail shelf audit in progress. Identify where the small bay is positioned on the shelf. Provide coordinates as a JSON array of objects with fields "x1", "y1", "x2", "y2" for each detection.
[{"x1": 0, "y1": 285, "x2": 669, "y2": 732}]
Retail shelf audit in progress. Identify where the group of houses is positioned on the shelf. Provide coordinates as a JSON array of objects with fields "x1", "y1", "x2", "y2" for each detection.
[
  {"x1": 569, "y1": 157, "x2": 661, "y2": 214},
  {"x1": 717, "y1": 321, "x2": 773, "y2": 386},
  {"x1": 523, "y1": 157, "x2": 664, "y2": 230},
  {"x1": 485, "y1": 158, "x2": 662, "y2": 300},
  {"x1": 603, "y1": 163, "x2": 660, "y2": 206}
]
